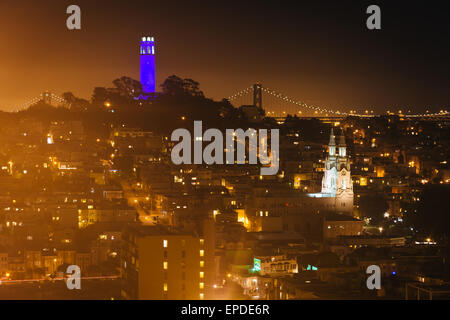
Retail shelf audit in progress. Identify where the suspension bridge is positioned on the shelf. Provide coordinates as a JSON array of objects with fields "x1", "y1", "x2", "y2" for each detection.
[
  {"x1": 11, "y1": 85, "x2": 449, "y2": 120},
  {"x1": 11, "y1": 91, "x2": 68, "y2": 112},
  {"x1": 227, "y1": 84, "x2": 449, "y2": 120}
]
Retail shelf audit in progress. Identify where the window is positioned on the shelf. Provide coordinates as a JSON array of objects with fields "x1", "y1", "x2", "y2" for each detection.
[
  {"x1": 163, "y1": 262, "x2": 168, "y2": 270},
  {"x1": 163, "y1": 283, "x2": 168, "y2": 291},
  {"x1": 200, "y1": 250, "x2": 204, "y2": 257},
  {"x1": 163, "y1": 240, "x2": 168, "y2": 248},
  {"x1": 200, "y1": 272, "x2": 204, "y2": 278},
  {"x1": 199, "y1": 282, "x2": 204, "y2": 289},
  {"x1": 200, "y1": 261, "x2": 204, "y2": 268},
  {"x1": 200, "y1": 239, "x2": 204, "y2": 246}
]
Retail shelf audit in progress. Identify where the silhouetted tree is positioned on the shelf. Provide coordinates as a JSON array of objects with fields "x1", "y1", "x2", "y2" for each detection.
[
  {"x1": 160, "y1": 75, "x2": 185, "y2": 96},
  {"x1": 62, "y1": 92, "x2": 89, "y2": 111},
  {"x1": 160, "y1": 75, "x2": 204, "y2": 97},
  {"x1": 92, "y1": 87, "x2": 109, "y2": 105},
  {"x1": 182, "y1": 78, "x2": 204, "y2": 97},
  {"x1": 112, "y1": 76, "x2": 143, "y2": 97}
]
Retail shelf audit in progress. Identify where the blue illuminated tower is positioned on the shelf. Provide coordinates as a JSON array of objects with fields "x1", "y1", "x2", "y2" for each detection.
[{"x1": 140, "y1": 36, "x2": 156, "y2": 93}]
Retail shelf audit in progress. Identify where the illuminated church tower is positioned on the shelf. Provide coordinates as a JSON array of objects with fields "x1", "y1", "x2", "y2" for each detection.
[
  {"x1": 140, "y1": 36, "x2": 156, "y2": 93},
  {"x1": 322, "y1": 128, "x2": 338, "y2": 194},
  {"x1": 321, "y1": 128, "x2": 354, "y2": 213}
]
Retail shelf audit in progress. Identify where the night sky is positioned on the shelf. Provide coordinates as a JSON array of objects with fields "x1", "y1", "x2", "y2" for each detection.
[{"x1": 1, "y1": 0, "x2": 449, "y2": 113}]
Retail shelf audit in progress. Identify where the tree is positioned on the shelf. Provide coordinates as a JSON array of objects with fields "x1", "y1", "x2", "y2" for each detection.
[
  {"x1": 62, "y1": 92, "x2": 89, "y2": 111},
  {"x1": 182, "y1": 78, "x2": 204, "y2": 97},
  {"x1": 92, "y1": 87, "x2": 109, "y2": 105},
  {"x1": 112, "y1": 76, "x2": 143, "y2": 97},
  {"x1": 160, "y1": 75, "x2": 204, "y2": 97},
  {"x1": 160, "y1": 75, "x2": 185, "y2": 96}
]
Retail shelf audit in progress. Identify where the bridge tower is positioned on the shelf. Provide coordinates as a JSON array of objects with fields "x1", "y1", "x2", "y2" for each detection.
[
  {"x1": 253, "y1": 83, "x2": 262, "y2": 109},
  {"x1": 41, "y1": 91, "x2": 52, "y2": 105},
  {"x1": 140, "y1": 36, "x2": 156, "y2": 93}
]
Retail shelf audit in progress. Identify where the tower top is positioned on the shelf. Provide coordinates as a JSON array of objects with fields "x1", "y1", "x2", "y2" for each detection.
[
  {"x1": 141, "y1": 36, "x2": 155, "y2": 42},
  {"x1": 329, "y1": 128, "x2": 335, "y2": 146},
  {"x1": 339, "y1": 130, "x2": 346, "y2": 147}
]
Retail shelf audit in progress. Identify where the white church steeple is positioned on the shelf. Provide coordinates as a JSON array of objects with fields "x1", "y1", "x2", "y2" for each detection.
[
  {"x1": 321, "y1": 127, "x2": 353, "y2": 197},
  {"x1": 338, "y1": 131, "x2": 346, "y2": 157},
  {"x1": 329, "y1": 127, "x2": 336, "y2": 156},
  {"x1": 305, "y1": 127, "x2": 355, "y2": 216}
]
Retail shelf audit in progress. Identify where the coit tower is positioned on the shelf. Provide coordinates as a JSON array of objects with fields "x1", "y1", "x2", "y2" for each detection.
[{"x1": 140, "y1": 36, "x2": 156, "y2": 93}]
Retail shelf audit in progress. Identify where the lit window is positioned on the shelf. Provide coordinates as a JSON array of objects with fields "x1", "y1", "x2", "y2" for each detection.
[
  {"x1": 200, "y1": 272, "x2": 204, "y2": 278},
  {"x1": 163, "y1": 240, "x2": 168, "y2": 248},
  {"x1": 200, "y1": 261, "x2": 204, "y2": 268},
  {"x1": 199, "y1": 293, "x2": 204, "y2": 300},
  {"x1": 199, "y1": 282, "x2": 204, "y2": 289},
  {"x1": 163, "y1": 283, "x2": 168, "y2": 291},
  {"x1": 200, "y1": 239, "x2": 204, "y2": 246},
  {"x1": 163, "y1": 262, "x2": 168, "y2": 270},
  {"x1": 200, "y1": 250, "x2": 204, "y2": 257}
]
